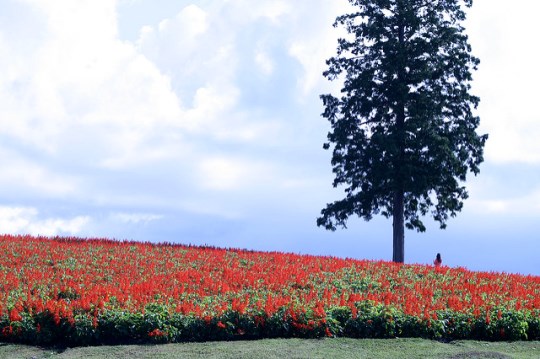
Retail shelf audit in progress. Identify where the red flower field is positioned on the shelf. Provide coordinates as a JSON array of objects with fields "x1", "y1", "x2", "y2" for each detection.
[{"x1": 0, "y1": 234, "x2": 539, "y2": 344}]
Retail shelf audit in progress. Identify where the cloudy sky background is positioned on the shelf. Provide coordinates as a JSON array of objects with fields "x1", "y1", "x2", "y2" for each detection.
[{"x1": 0, "y1": 0, "x2": 538, "y2": 275}]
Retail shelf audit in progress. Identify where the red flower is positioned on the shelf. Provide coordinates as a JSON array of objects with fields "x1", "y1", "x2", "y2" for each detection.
[
  {"x1": 2, "y1": 325, "x2": 13, "y2": 337},
  {"x1": 148, "y1": 328, "x2": 165, "y2": 337},
  {"x1": 1, "y1": 234, "x2": 539, "y2": 342},
  {"x1": 9, "y1": 309, "x2": 22, "y2": 322}
]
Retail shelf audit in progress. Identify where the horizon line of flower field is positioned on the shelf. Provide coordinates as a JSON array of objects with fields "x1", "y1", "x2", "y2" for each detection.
[{"x1": 1, "y1": 234, "x2": 539, "y2": 344}]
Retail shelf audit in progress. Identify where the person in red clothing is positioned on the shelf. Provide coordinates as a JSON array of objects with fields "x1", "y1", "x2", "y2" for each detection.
[{"x1": 433, "y1": 253, "x2": 442, "y2": 267}]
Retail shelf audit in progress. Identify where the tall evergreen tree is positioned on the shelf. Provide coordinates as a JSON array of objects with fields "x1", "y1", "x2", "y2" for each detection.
[{"x1": 317, "y1": 0, "x2": 488, "y2": 263}]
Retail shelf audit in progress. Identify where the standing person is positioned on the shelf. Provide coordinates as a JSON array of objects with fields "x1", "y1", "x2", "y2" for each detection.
[{"x1": 434, "y1": 253, "x2": 442, "y2": 267}]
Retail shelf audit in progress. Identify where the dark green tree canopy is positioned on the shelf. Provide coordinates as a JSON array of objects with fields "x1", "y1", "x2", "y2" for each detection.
[{"x1": 318, "y1": 0, "x2": 487, "y2": 234}]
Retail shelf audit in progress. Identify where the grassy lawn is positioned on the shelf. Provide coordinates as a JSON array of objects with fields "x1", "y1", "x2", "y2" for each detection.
[{"x1": 1, "y1": 338, "x2": 539, "y2": 359}]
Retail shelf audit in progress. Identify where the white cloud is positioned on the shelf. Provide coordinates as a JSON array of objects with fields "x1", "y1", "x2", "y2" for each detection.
[
  {"x1": 466, "y1": 0, "x2": 540, "y2": 164},
  {"x1": 0, "y1": 0, "x2": 320, "y2": 212},
  {"x1": 473, "y1": 200, "x2": 507, "y2": 214},
  {"x1": 251, "y1": 1, "x2": 291, "y2": 24},
  {"x1": 136, "y1": 3, "x2": 230, "y2": 81},
  {"x1": 198, "y1": 156, "x2": 273, "y2": 191},
  {"x1": 469, "y1": 190, "x2": 540, "y2": 217},
  {"x1": 175, "y1": 4, "x2": 208, "y2": 36},
  {"x1": 0, "y1": 0, "x2": 188, "y2": 171},
  {"x1": 254, "y1": 47, "x2": 274, "y2": 76},
  {"x1": 189, "y1": 85, "x2": 240, "y2": 122},
  {"x1": 178, "y1": 200, "x2": 242, "y2": 220},
  {"x1": 0, "y1": 206, "x2": 90, "y2": 236},
  {"x1": 111, "y1": 212, "x2": 163, "y2": 224},
  {"x1": 0, "y1": 148, "x2": 79, "y2": 197},
  {"x1": 467, "y1": 172, "x2": 540, "y2": 216},
  {"x1": 287, "y1": 1, "x2": 353, "y2": 98}
]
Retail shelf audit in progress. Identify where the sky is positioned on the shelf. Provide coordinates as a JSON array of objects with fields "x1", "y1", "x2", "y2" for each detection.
[{"x1": 0, "y1": 0, "x2": 539, "y2": 276}]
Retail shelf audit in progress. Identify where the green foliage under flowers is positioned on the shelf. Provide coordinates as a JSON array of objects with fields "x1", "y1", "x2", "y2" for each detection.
[{"x1": 1, "y1": 302, "x2": 538, "y2": 346}]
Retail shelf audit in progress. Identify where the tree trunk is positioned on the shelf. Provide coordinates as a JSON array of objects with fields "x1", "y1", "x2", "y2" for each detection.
[
  {"x1": 392, "y1": 190, "x2": 405, "y2": 263},
  {"x1": 393, "y1": 5, "x2": 406, "y2": 264}
]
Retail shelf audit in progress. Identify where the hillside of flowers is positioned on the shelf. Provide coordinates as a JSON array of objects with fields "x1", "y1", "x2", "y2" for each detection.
[{"x1": 1, "y1": 234, "x2": 539, "y2": 345}]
